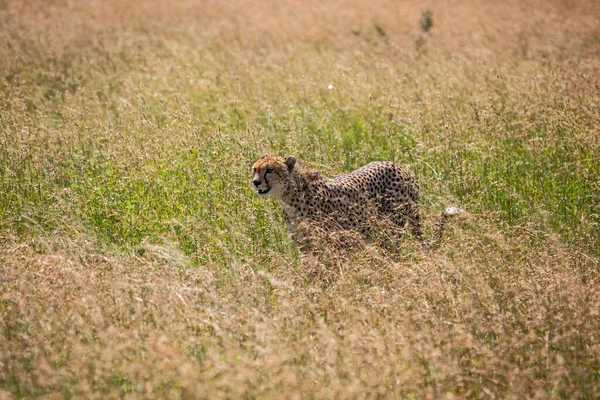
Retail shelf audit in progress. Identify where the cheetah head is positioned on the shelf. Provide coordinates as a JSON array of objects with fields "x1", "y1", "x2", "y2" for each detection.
[{"x1": 251, "y1": 155, "x2": 296, "y2": 198}]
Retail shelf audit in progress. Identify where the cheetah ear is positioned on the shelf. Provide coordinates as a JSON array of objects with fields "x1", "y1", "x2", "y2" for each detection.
[{"x1": 285, "y1": 156, "x2": 296, "y2": 171}]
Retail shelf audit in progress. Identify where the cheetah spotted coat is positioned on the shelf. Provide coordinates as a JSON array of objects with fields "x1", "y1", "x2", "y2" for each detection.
[{"x1": 251, "y1": 155, "x2": 457, "y2": 247}]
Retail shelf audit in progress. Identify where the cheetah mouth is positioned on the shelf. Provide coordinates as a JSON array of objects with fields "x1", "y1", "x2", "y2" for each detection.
[{"x1": 257, "y1": 188, "x2": 271, "y2": 195}]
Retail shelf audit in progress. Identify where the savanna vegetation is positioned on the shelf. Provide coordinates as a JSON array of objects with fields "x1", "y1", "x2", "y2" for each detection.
[{"x1": 1, "y1": 0, "x2": 599, "y2": 398}]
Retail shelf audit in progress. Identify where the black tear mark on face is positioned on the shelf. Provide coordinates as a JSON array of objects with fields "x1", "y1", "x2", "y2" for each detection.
[{"x1": 264, "y1": 168, "x2": 273, "y2": 185}]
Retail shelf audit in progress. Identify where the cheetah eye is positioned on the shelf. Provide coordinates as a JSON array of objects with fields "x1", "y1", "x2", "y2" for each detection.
[{"x1": 266, "y1": 168, "x2": 273, "y2": 174}]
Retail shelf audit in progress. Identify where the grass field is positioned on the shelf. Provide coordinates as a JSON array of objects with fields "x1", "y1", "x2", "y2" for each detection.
[{"x1": 1, "y1": 0, "x2": 599, "y2": 398}]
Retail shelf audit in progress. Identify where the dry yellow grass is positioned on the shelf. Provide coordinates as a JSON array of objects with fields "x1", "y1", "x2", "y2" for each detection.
[{"x1": 1, "y1": 0, "x2": 599, "y2": 398}]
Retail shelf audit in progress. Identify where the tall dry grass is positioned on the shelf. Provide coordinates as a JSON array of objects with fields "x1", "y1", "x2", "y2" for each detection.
[{"x1": 1, "y1": 0, "x2": 599, "y2": 398}]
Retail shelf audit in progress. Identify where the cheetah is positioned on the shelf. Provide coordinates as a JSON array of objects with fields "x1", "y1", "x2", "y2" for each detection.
[{"x1": 251, "y1": 155, "x2": 459, "y2": 248}]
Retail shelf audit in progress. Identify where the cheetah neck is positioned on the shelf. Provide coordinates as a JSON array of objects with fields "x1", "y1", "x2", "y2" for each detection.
[{"x1": 277, "y1": 167, "x2": 327, "y2": 214}]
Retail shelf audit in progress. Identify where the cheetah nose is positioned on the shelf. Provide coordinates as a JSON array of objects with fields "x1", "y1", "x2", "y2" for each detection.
[{"x1": 252, "y1": 179, "x2": 262, "y2": 187}]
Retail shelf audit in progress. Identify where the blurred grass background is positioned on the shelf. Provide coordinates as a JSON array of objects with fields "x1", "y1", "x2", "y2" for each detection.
[{"x1": 1, "y1": 0, "x2": 599, "y2": 398}]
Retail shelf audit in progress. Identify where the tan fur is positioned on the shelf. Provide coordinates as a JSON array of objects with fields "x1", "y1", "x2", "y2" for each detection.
[{"x1": 252, "y1": 155, "x2": 457, "y2": 248}]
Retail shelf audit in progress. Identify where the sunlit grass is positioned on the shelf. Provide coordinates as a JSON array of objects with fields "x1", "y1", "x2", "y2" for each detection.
[{"x1": 1, "y1": 0, "x2": 599, "y2": 397}]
